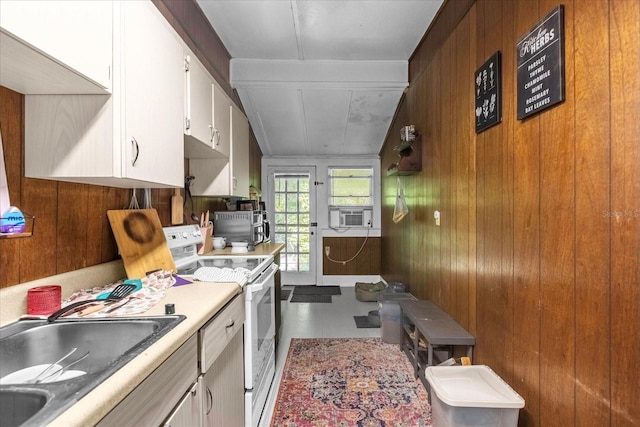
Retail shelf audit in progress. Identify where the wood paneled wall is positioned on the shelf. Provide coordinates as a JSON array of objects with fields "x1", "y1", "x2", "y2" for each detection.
[
  {"x1": 322, "y1": 237, "x2": 381, "y2": 275},
  {"x1": 380, "y1": 0, "x2": 639, "y2": 426},
  {"x1": 1, "y1": 1, "x2": 263, "y2": 288}
]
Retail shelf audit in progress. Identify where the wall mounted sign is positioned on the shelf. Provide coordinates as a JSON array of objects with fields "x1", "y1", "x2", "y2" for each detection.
[
  {"x1": 475, "y1": 51, "x2": 502, "y2": 133},
  {"x1": 516, "y1": 5, "x2": 565, "y2": 120}
]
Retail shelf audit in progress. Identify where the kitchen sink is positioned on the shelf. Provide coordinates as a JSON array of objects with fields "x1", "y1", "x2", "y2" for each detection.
[{"x1": 0, "y1": 316, "x2": 185, "y2": 427}]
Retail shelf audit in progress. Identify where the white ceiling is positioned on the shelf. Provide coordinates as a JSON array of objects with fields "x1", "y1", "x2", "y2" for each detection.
[{"x1": 196, "y1": 0, "x2": 443, "y2": 157}]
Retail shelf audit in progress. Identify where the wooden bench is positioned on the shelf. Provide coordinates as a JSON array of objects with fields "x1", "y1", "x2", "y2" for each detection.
[{"x1": 399, "y1": 299, "x2": 475, "y2": 386}]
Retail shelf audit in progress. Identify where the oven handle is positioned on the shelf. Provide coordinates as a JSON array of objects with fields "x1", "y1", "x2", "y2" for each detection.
[{"x1": 246, "y1": 263, "x2": 278, "y2": 293}]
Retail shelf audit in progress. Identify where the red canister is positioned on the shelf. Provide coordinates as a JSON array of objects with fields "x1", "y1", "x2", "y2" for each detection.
[{"x1": 27, "y1": 285, "x2": 62, "y2": 315}]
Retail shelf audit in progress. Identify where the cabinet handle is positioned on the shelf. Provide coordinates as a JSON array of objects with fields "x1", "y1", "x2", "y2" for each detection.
[
  {"x1": 206, "y1": 386, "x2": 213, "y2": 415},
  {"x1": 131, "y1": 137, "x2": 139, "y2": 166},
  {"x1": 225, "y1": 319, "x2": 235, "y2": 328},
  {"x1": 210, "y1": 127, "x2": 220, "y2": 146}
]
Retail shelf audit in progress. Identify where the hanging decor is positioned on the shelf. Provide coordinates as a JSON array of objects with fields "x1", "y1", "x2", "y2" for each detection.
[
  {"x1": 516, "y1": 5, "x2": 565, "y2": 120},
  {"x1": 475, "y1": 51, "x2": 502, "y2": 133},
  {"x1": 393, "y1": 177, "x2": 408, "y2": 223}
]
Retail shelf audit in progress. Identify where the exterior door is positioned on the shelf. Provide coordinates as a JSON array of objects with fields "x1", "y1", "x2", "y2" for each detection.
[{"x1": 267, "y1": 166, "x2": 316, "y2": 285}]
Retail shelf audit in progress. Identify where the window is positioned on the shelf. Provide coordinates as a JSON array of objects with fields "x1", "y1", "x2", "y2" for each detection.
[{"x1": 328, "y1": 167, "x2": 373, "y2": 207}]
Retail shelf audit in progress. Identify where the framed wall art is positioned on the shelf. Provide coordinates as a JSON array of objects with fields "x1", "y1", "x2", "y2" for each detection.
[
  {"x1": 475, "y1": 51, "x2": 502, "y2": 133},
  {"x1": 516, "y1": 5, "x2": 565, "y2": 120}
]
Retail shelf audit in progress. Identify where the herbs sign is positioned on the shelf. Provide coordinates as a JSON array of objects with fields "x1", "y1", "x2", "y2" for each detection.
[{"x1": 516, "y1": 5, "x2": 565, "y2": 120}]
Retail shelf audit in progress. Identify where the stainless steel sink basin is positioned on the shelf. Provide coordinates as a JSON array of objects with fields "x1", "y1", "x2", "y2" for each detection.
[{"x1": 0, "y1": 316, "x2": 185, "y2": 427}]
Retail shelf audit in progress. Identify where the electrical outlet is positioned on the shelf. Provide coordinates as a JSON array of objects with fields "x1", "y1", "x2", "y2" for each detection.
[{"x1": 325, "y1": 246, "x2": 330, "y2": 256}]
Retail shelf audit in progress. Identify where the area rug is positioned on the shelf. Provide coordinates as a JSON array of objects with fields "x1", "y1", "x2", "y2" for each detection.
[
  {"x1": 290, "y1": 294, "x2": 333, "y2": 303},
  {"x1": 281, "y1": 289, "x2": 292, "y2": 300},
  {"x1": 270, "y1": 338, "x2": 432, "y2": 426},
  {"x1": 293, "y1": 285, "x2": 342, "y2": 295}
]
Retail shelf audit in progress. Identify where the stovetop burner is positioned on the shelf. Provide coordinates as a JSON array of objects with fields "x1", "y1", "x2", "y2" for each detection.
[{"x1": 163, "y1": 225, "x2": 273, "y2": 283}]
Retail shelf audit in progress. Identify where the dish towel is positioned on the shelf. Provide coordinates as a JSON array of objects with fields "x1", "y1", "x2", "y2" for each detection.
[
  {"x1": 60, "y1": 270, "x2": 176, "y2": 318},
  {"x1": 193, "y1": 267, "x2": 249, "y2": 287}
]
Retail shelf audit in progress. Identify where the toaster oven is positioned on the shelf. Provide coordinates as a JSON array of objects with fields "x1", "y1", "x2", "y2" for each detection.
[{"x1": 213, "y1": 210, "x2": 264, "y2": 247}]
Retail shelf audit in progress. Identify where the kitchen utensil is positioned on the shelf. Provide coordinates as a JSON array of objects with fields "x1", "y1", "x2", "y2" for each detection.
[
  {"x1": 171, "y1": 189, "x2": 183, "y2": 225},
  {"x1": 47, "y1": 282, "x2": 138, "y2": 321},
  {"x1": 78, "y1": 280, "x2": 140, "y2": 316},
  {"x1": 107, "y1": 209, "x2": 176, "y2": 279},
  {"x1": 33, "y1": 350, "x2": 90, "y2": 384},
  {"x1": 30, "y1": 347, "x2": 78, "y2": 383},
  {"x1": 104, "y1": 295, "x2": 136, "y2": 313}
]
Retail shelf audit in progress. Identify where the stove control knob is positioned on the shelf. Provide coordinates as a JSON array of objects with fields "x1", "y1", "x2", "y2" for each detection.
[{"x1": 182, "y1": 232, "x2": 188, "y2": 239}]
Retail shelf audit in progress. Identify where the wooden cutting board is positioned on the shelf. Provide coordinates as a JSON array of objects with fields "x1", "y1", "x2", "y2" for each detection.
[{"x1": 107, "y1": 209, "x2": 176, "y2": 279}]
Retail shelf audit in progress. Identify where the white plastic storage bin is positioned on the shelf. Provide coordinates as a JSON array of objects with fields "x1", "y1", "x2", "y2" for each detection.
[{"x1": 425, "y1": 365, "x2": 524, "y2": 427}]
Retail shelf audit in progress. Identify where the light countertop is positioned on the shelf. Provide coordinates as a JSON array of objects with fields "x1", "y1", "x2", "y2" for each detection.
[
  {"x1": 0, "y1": 242, "x2": 285, "y2": 426},
  {"x1": 203, "y1": 241, "x2": 285, "y2": 257}
]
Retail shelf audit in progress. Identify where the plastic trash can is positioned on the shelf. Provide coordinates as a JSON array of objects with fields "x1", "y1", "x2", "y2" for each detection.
[
  {"x1": 425, "y1": 365, "x2": 525, "y2": 427},
  {"x1": 378, "y1": 292, "x2": 416, "y2": 343},
  {"x1": 384, "y1": 281, "x2": 406, "y2": 293}
]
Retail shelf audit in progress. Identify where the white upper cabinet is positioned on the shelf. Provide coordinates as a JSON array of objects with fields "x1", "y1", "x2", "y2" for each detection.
[
  {"x1": 24, "y1": 1, "x2": 184, "y2": 188},
  {"x1": 0, "y1": 0, "x2": 112, "y2": 94},
  {"x1": 119, "y1": 1, "x2": 184, "y2": 186},
  {"x1": 183, "y1": 53, "x2": 230, "y2": 159},
  {"x1": 189, "y1": 105, "x2": 249, "y2": 197},
  {"x1": 212, "y1": 84, "x2": 232, "y2": 159},
  {"x1": 230, "y1": 104, "x2": 250, "y2": 197}
]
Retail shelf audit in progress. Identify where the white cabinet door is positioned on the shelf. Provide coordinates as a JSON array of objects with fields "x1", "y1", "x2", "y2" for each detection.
[
  {"x1": 0, "y1": 0, "x2": 112, "y2": 93},
  {"x1": 212, "y1": 83, "x2": 231, "y2": 159},
  {"x1": 121, "y1": 1, "x2": 184, "y2": 187},
  {"x1": 230, "y1": 104, "x2": 250, "y2": 197},
  {"x1": 162, "y1": 382, "x2": 203, "y2": 427},
  {"x1": 189, "y1": 106, "x2": 249, "y2": 197},
  {"x1": 23, "y1": 0, "x2": 184, "y2": 188},
  {"x1": 98, "y1": 335, "x2": 199, "y2": 426},
  {"x1": 202, "y1": 329, "x2": 244, "y2": 427},
  {"x1": 184, "y1": 53, "x2": 230, "y2": 159}
]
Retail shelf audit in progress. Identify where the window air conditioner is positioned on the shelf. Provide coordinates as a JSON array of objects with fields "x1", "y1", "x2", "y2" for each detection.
[{"x1": 329, "y1": 208, "x2": 372, "y2": 228}]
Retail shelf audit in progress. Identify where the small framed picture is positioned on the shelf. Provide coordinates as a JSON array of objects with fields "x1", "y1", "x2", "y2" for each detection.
[{"x1": 475, "y1": 51, "x2": 502, "y2": 133}]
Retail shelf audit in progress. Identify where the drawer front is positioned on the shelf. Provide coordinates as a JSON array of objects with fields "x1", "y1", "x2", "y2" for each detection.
[{"x1": 200, "y1": 294, "x2": 245, "y2": 373}]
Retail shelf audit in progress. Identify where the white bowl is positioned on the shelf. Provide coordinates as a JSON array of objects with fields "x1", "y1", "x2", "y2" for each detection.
[{"x1": 230, "y1": 241, "x2": 248, "y2": 248}]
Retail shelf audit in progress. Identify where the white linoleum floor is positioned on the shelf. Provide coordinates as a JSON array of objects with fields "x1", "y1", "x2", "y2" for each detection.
[{"x1": 259, "y1": 286, "x2": 382, "y2": 426}]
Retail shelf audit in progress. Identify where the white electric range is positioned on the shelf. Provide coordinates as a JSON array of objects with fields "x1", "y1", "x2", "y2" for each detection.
[{"x1": 163, "y1": 225, "x2": 277, "y2": 427}]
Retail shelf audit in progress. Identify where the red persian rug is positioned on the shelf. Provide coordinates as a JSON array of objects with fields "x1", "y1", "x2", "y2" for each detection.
[{"x1": 270, "y1": 338, "x2": 432, "y2": 427}]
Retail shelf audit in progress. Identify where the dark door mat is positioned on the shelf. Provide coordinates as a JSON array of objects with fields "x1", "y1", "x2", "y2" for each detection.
[
  {"x1": 292, "y1": 286, "x2": 342, "y2": 296},
  {"x1": 281, "y1": 289, "x2": 291, "y2": 300},
  {"x1": 354, "y1": 316, "x2": 380, "y2": 328},
  {"x1": 290, "y1": 294, "x2": 333, "y2": 303}
]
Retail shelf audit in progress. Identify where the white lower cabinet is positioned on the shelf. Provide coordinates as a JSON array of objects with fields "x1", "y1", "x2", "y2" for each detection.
[
  {"x1": 97, "y1": 295, "x2": 245, "y2": 427},
  {"x1": 201, "y1": 330, "x2": 245, "y2": 427},
  {"x1": 199, "y1": 295, "x2": 245, "y2": 426},
  {"x1": 97, "y1": 335, "x2": 199, "y2": 426},
  {"x1": 162, "y1": 381, "x2": 203, "y2": 427}
]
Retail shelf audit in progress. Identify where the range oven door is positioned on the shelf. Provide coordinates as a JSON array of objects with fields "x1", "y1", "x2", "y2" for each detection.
[{"x1": 244, "y1": 263, "x2": 278, "y2": 390}]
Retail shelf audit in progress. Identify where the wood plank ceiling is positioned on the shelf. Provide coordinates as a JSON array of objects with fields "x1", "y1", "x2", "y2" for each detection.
[{"x1": 196, "y1": 0, "x2": 443, "y2": 157}]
